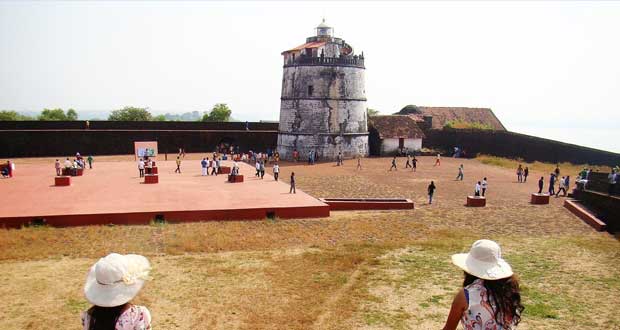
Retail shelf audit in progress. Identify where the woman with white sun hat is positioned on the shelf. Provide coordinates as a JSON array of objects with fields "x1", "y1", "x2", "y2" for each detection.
[
  {"x1": 442, "y1": 239, "x2": 524, "y2": 330},
  {"x1": 82, "y1": 253, "x2": 152, "y2": 330}
]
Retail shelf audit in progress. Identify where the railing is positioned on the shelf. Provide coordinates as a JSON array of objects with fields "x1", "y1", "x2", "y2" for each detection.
[{"x1": 284, "y1": 56, "x2": 365, "y2": 68}]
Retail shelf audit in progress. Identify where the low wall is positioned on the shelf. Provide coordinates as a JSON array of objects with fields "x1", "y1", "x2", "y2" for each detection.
[
  {"x1": 572, "y1": 189, "x2": 620, "y2": 232},
  {"x1": 0, "y1": 120, "x2": 279, "y2": 131},
  {"x1": 0, "y1": 130, "x2": 277, "y2": 158},
  {"x1": 423, "y1": 129, "x2": 620, "y2": 166}
]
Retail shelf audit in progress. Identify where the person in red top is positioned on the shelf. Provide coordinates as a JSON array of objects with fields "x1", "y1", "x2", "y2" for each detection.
[{"x1": 292, "y1": 149, "x2": 299, "y2": 162}]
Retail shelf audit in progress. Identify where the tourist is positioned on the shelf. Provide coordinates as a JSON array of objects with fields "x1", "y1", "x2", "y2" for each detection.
[
  {"x1": 482, "y1": 177, "x2": 488, "y2": 196},
  {"x1": 146, "y1": 159, "x2": 153, "y2": 175},
  {"x1": 389, "y1": 156, "x2": 397, "y2": 171},
  {"x1": 538, "y1": 176, "x2": 544, "y2": 194},
  {"x1": 81, "y1": 253, "x2": 152, "y2": 330},
  {"x1": 608, "y1": 169, "x2": 617, "y2": 195},
  {"x1": 412, "y1": 156, "x2": 418, "y2": 172},
  {"x1": 201, "y1": 158, "x2": 208, "y2": 176},
  {"x1": 337, "y1": 152, "x2": 343, "y2": 166},
  {"x1": 72, "y1": 159, "x2": 79, "y2": 176},
  {"x1": 255, "y1": 160, "x2": 261, "y2": 177},
  {"x1": 523, "y1": 166, "x2": 529, "y2": 182},
  {"x1": 293, "y1": 149, "x2": 299, "y2": 162},
  {"x1": 64, "y1": 157, "x2": 72, "y2": 169},
  {"x1": 290, "y1": 172, "x2": 296, "y2": 194},
  {"x1": 211, "y1": 157, "x2": 218, "y2": 175},
  {"x1": 441, "y1": 240, "x2": 523, "y2": 330},
  {"x1": 405, "y1": 155, "x2": 412, "y2": 169},
  {"x1": 516, "y1": 164, "x2": 523, "y2": 183},
  {"x1": 55, "y1": 159, "x2": 61, "y2": 176},
  {"x1": 556, "y1": 176, "x2": 567, "y2": 197},
  {"x1": 259, "y1": 160, "x2": 265, "y2": 179},
  {"x1": 175, "y1": 156, "x2": 181, "y2": 174},
  {"x1": 428, "y1": 181, "x2": 436, "y2": 204},
  {"x1": 554, "y1": 165, "x2": 560, "y2": 178},
  {"x1": 357, "y1": 154, "x2": 362, "y2": 170},
  {"x1": 474, "y1": 181, "x2": 481, "y2": 197},
  {"x1": 455, "y1": 164, "x2": 464, "y2": 181},
  {"x1": 216, "y1": 157, "x2": 221, "y2": 175},
  {"x1": 87, "y1": 155, "x2": 94, "y2": 169},
  {"x1": 138, "y1": 159, "x2": 145, "y2": 177},
  {"x1": 273, "y1": 163, "x2": 280, "y2": 181},
  {"x1": 435, "y1": 153, "x2": 441, "y2": 166},
  {"x1": 548, "y1": 173, "x2": 556, "y2": 195}
]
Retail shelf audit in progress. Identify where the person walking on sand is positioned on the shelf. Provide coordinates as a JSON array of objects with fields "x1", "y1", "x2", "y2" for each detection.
[
  {"x1": 548, "y1": 173, "x2": 556, "y2": 195},
  {"x1": 211, "y1": 157, "x2": 218, "y2": 175},
  {"x1": 412, "y1": 156, "x2": 418, "y2": 172},
  {"x1": 481, "y1": 177, "x2": 488, "y2": 196},
  {"x1": 517, "y1": 164, "x2": 523, "y2": 183},
  {"x1": 405, "y1": 154, "x2": 412, "y2": 169},
  {"x1": 55, "y1": 159, "x2": 61, "y2": 176},
  {"x1": 538, "y1": 176, "x2": 544, "y2": 194},
  {"x1": 357, "y1": 155, "x2": 362, "y2": 170},
  {"x1": 273, "y1": 163, "x2": 280, "y2": 181},
  {"x1": 289, "y1": 172, "x2": 296, "y2": 194},
  {"x1": 201, "y1": 158, "x2": 208, "y2": 176},
  {"x1": 138, "y1": 159, "x2": 145, "y2": 177},
  {"x1": 434, "y1": 153, "x2": 441, "y2": 166},
  {"x1": 87, "y1": 155, "x2": 94, "y2": 169},
  {"x1": 260, "y1": 160, "x2": 265, "y2": 179},
  {"x1": 456, "y1": 164, "x2": 464, "y2": 181},
  {"x1": 174, "y1": 156, "x2": 181, "y2": 173},
  {"x1": 389, "y1": 156, "x2": 397, "y2": 171},
  {"x1": 337, "y1": 152, "x2": 343, "y2": 166},
  {"x1": 441, "y1": 240, "x2": 523, "y2": 330},
  {"x1": 255, "y1": 160, "x2": 261, "y2": 177},
  {"x1": 523, "y1": 166, "x2": 529, "y2": 183},
  {"x1": 428, "y1": 181, "x2": 436, "y2": 204},
  {"x1": 474, "y1": 181, "x2": 482, "y2": 197}
]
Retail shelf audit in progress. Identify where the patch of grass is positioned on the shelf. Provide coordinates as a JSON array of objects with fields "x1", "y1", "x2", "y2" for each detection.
[
  {"x1": 364, "y1": 310, "x2": 412, "y2": 329},
  {"x1": 477, "y1": 154, "x2": 610, "y2": 175},
  {"x1": 444, "y1": 120, "x2": 493, "y2": 130}
]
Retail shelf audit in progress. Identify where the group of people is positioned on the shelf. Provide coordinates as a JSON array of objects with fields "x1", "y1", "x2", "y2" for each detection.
[
  {"x1": 55, "y1": 152, "x2": 93, "y2": 176},
  {"x1": 200, "y1": 156, "x2": 221, "y2": 176},
  {"x1": 516, "y1": 164, "x2": 529, "y2": 183},
  {"x1": 137, "y1": 157, "x2": 155, "y2": 177},
  {"x1": 1, "y1": 160, "x2": 13, "y2": 178},
  {"x1": 534, "y1": 166, "x2": 571, "y2": 197},
  {"x1": 82, "y1": 239, "x2": 523, "y2": 330}
]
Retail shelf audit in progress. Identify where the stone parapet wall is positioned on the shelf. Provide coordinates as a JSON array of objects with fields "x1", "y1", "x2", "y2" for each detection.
[{"x1": 277, "y1": 133, "x2": 368, "y2": 161}]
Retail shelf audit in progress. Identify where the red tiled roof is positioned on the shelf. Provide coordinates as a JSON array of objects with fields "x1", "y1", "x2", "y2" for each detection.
[
  {"x1": 395, "y1": 106, "x2": 506, "y2": 131},
  {"x1": 368, "y1": 115, "x2": 426, "y2": 139},
  {"x1": 281, "y1": 41, "x2": 327, "y2": 54}
]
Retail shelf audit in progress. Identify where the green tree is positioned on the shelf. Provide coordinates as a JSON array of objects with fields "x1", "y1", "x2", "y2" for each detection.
[
  {"x1": 152, "y1": 114, "x2": 167, "y2": 121},
  {"x1": 108, "y1": 106, "x2": 152, "y2": 121},
  {"x1": 66, "y1": 108, "x2": 78, "y2": 120},
  {"x1": 201, "y1": 103, "x2": 232, "y2": 122},
  {"x1": 367, "y1": 108, "x2": 380, "y2": 116},
  {"x1": 0, "y1": 110, "x2": 33, "y2": 121},
  {"x1": 39, "y1": 108, "x2": 69, "y2": 121}
]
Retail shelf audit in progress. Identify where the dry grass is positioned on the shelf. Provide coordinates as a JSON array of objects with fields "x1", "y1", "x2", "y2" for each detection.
[
  {"x1": 477, "y1": 154, "x2": 611, "y2": 176},
  {"x1": 0, "y1": 156, "x2": 618, "y2": 329}
]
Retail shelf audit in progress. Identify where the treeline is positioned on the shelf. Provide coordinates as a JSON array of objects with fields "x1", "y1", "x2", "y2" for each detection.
[{"x1": 0, "y1": 104, "x2": 232, "y2": 122}]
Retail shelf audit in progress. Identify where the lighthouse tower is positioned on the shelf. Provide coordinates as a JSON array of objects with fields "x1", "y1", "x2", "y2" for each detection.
[{"x1": 277, "y1": 19, "x2": 369, "y2": 161}]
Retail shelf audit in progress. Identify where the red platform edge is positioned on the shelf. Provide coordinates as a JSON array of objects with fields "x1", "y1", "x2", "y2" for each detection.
[
  {"x1": 228, "y1": 174, "x2": 244, "y2": 183},
  {"x1": 144, "y1": 174, "x2": 158, "y2": 184},
  {"x1": 530, "y1": 193, "x2": 550, "y2": 205},
  {"x1": 319, "y1": 198, "x2": 414, "y2": 211},
  {"x1": 466, "y1": 196, "x2": 486, "y2": 207},
  {"x1": 563, "y1": 199, "x2": 606, "y2": 231},
  {"x1": 54, "y1": 176, "x2": 71, "y2": 186},
  {"x1": 0, "y1": 205, "x2": 330, "y2": 228}
]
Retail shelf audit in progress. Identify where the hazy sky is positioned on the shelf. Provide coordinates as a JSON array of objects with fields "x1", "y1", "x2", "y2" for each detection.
[{"x1": 1, "y1": 1, "x2": 619, "y2": 152}]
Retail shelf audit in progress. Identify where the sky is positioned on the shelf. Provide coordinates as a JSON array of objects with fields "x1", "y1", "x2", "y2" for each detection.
[{"x1": 0, "y1": 1, "x2": 619, "y2": 153}]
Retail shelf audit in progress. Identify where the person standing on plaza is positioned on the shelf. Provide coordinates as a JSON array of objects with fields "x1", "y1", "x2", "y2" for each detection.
[
  {"x1": 211, "y1": 157, "x2": 218, "y2": 175},
  {"x1": 259, "y1": 160, "x2": 265, "y2": 179},
  {"x1": 138, "y1": 159, "x2": 145, "y2": 177},
  {"x1": 481, "y1": 177, "x2": 488, "y2": 196},
  {"x1": 55, "y1": 159, "x2": 61, "y2": 176},
  {"x1": 456, "y1": 164, "x2": 464, "y2": 181},
  {"x1": 337, "y1": 152, "x2": 343, "y2": 166},
  {"x1": 216, "y1": 157, "x2": 221, "y2": 175},
  {"x1": 273, "y1": 163, "x2": 280, "y2": 181},
  {"x1": 389, "y1": 156, "x2": 397, "y2": 171},
  {"x1": 175, "y1": 156, "x2": 181, "y2": 173},
  {"x1": 201, "y1": 158, "x2": 208, "y2": 176},
  {"x1": 548, "y1": 173, "x2": 556, "y2": 195},
  {"x1": 357, "y1": 154, "x2": 362, "y2": 170},
  {"x1": 434, "y1": 153, "x2": 441, "y2": 166},
  {"x1": 293, "y1": 149, "x2": 299, "y2": 162},
  {"x1": 146, "y1": 158, "x2": 153, "y2": 175},
  {"x1": 405, "y1": 154, "x2": 412, "y2": 169},
  {"x1": 523, "y1": 166, "x2": 529, "y2": 182},
  {"x1": 428, "y1": 181, "x2": 436, "y2": 204},
  {"x1": 289, "y1": 172, "x2": 296, "y2": 194},
  {"x1": 255, "y1": 160, "x2": 261, "y2": 177},
  {"x1": 607, "y1": 169, "x2": 617, "y2": 195},
  {"x1": 87, "y1": 155, "x2": 94, "y2": 169},
  {"x1": 516, "y1": 164, "x2": 523, "y2": 183},
  {"x1": 556, "y1": 176, "x2": 567, "y2": 197},
  {"x1": 538, "y1": 176, "x2": 544, "y2": 194},
  {"x1": 412, "y1": 156, "x2": 418, "y2": 172},
  {"x1": 64, "y1": 157, "x2": 72, "y2": 170},
  {"x1": 474, "y1": 181, "x2": 482, "y2": 197}
]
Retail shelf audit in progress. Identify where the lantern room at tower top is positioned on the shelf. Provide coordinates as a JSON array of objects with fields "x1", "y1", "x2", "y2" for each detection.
[{"x1": 281, "y1": 19, "x2": 364, "y2": 68}]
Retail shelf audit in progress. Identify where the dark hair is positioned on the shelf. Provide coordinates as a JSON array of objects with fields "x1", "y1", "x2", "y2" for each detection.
[
  {"x1": 463, "y1": 272, "x2": 524, "y2": 328},
  {"x1": 87, "y1": 304, "x2": 129, "y2": 330}
]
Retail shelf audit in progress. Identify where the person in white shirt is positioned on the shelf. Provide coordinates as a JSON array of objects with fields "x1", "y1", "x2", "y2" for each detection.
[
  {"x1": 211, "y1": 157, "x2": 218, "y2": 176},
  {"x1": 481, "y1": 177, "x2": 488, "y2": 196},
  {"x1": 255, "y1": 161, "x2": 261, "y2": 177},
  {"x1": 64, "y1": 158, "x2": 72, "y2": 169},
  {"x1": 273, "y1": 163, "x2": 280, "y2": 181},
  {"x1": 474, "y1": 181, "x2": 481, "y2": 197},
  {"x1": 146, "y1": 159, "x2": 153, "y2": 175},
  {"x1": 138, "y1": 159, "x2": 145, "y2": 177}
]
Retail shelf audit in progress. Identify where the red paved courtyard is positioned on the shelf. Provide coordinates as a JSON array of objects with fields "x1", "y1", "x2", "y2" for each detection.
[{"x1": 0, "y1": 159, "x2": 329, "y2": 227}]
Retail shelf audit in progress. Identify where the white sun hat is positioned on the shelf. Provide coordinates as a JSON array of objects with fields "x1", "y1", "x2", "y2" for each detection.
[
  {"x1": 84, "y1": 253, "x2": 151, "y2": 307},
  {"x1": 451, "y1": 239, "x2": 513, "y2": 280}
]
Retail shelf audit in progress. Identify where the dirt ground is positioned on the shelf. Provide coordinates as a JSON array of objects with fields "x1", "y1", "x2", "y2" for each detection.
[{"x1": 0, "y1": 155, "x2": 618, "y2": 330}]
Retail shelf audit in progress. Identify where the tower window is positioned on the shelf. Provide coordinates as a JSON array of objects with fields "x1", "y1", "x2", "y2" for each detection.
[{"x1": 308, "y1": 85, "x2": 314, "y2": 96}]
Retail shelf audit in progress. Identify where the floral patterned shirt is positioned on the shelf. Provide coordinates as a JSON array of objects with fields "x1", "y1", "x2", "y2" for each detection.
[
  {"x1": 81, "y1": 305, "x2": 152, "y2": 330},
  {"x1": 461, "y1": 279, "x2": 516, "y2": 330}
]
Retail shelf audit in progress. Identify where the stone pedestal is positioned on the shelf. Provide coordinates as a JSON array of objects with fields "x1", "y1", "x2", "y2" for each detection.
[
  {"x1": 531, "y1": 193, "x2": 550, "y2": 205},
  {"x1": 55, "y1": 176, "x2": 71, "y2": 186},
  {"x1": 144, "y1": 174, "x2": 158, "y2": 184},
  {"x1": 151, "y1": 166, "x2": 158, "y2": 174},
  {"x1": 467, "y1": 196, "x2": 486, "y2": 207},
  {"x1": 77, "y1": 168, "x2": 84, "y2": 176},
  {"x1": 219, "y1": 166, "x2": 231, "y2": 174},
  {"x1": 228, "y1": 174, "x2": 244, "y2": 183}
]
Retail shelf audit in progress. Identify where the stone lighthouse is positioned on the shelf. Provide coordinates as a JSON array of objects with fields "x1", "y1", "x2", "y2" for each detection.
[{"x1": 277, "y1": 19, "x2": 369, "y2": 161}]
